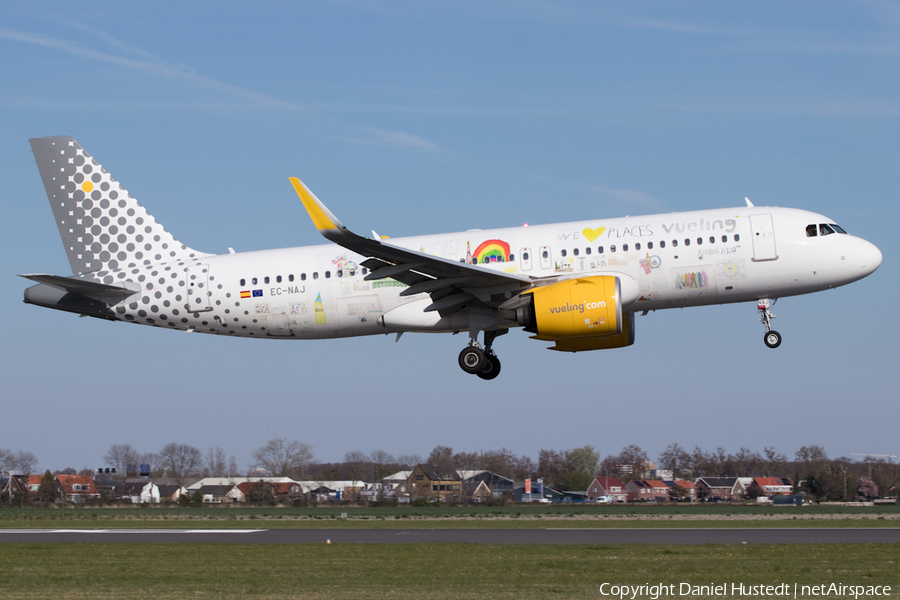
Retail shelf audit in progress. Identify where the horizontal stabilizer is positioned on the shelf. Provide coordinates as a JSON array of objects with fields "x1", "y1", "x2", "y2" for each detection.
[{"x1": 20, "y1": 273, "x2": 140, "y2": 305}]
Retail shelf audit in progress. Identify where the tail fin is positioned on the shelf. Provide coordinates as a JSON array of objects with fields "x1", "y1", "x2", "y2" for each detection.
[{"x1": 29, "y1": 136, "x2": 207, "y2": 275}]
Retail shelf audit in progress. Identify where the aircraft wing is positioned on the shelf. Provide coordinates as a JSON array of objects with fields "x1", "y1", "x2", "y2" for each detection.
[{"x1": 290, "y1": 177, "x2": 534, "y2": 314}]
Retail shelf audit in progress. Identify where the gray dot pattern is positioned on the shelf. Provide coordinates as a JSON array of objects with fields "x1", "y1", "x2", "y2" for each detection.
[{"x1": 30, "y1": 136, "x2": 204, "y2": 275}]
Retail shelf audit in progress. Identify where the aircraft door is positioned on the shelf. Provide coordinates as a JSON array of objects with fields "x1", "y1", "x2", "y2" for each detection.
[
  {"x1": 520, "y1": 247, "x2": 532, "y2": 271},
  {"x1": 185, "y1": 264, "x2": 212, "y2": 312},
  {"x1": 750, "y1": 214, "x2": 778, "y2": 262}
]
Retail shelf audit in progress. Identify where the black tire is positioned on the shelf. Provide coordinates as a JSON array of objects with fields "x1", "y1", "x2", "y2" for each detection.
[
  {"x1": 476, "y1": 356, "x2": 502, "y2": 380},
  {"x1": 459, "y1": 346, "x2": 486, "y2": 374},
  {"x1": 764, "y1": 330, "x2": 782, "y2": 349}
]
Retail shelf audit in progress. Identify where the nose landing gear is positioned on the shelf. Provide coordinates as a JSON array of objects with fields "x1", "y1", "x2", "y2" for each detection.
[
  {"x1": 757, "y1": 298, "x2": 781, "y2": 348},
  {"x1": 458, "y1": 328, "x2": 506, "y2": 379}
]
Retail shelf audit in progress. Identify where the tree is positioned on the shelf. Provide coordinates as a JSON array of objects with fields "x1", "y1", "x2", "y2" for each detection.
[
  {"x1": 0, "y1": 447, "x2": 13, "y2": 474},
  {"x1": 38, "y1": 470, "x2": 58, "y2": 503},
  {"x1": 343, "y1": 450, "x2": 371, "y2": 481},
  {"x1": 370, "y1": 449, "x2": 396, "y2": 480},
  {"x1": 566, "y1": 446, "x2": 599, "y2": 476},
  {"x1": 397, "y1": 454, "x2": 423, "y2": 469},
  {"x1": 857, "y1": 476, "x2": 879, "y2": 500},
  {"x1": 159, "y1": 443, "x2": 203, "y2": 488},
  {"x1": 227, "y1": 455, "x2": 240, "y2": 478},
  {"x1": 12, "y1": 451, "x2": 38, "y2": 476},
  {"x1": 762, "y1": 446, "x2": 787, "y2": 477},
  {"x1": 250, "y1": 438, "x2": 315, "y2": 479},
  {"x1": 427, "y1": 445, "x2": 457, "y2": 473},
  {"x1": 103, "y1": 444, "x2": 141, "y2": 478},
  {"x1": 205, "y1": 446, "x2": 228, "y2": 478},
  {"x1": 658, "y1": 443, "x2": 691, "y2": 478},
  {"x1": 616, "y1": 445, "x2": 649, "y2": 481},
  {"x1": 537, "y1": 449, "x2": 568, "y2": 489}
]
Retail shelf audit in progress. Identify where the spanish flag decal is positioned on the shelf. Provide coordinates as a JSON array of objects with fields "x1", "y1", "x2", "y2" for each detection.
[{"x1": 240, "y1": 290, "x2": 251, "y2": 298}]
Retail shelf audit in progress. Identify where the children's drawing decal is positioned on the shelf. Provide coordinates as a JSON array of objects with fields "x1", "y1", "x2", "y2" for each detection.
[
  {"x1": 472, "y1": 239, "x2": 511, "y2": 264},
  {"x1": 314, "y1": 293, "x2": 327, "y2": 325},
  {"x1": 716, "y1": 259, "x2": 746, "y2": 279},
  {"x1": 674, "y1": 268, "x2": 710, "y2": 290}
]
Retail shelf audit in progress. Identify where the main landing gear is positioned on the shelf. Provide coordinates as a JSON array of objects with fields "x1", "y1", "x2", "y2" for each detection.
[
  {"x1": 757, "y1": 298, "x2": 781, "y2": 349},
  {"x1": 458, "y1": 329, "x2": 506, "y2": 380}
]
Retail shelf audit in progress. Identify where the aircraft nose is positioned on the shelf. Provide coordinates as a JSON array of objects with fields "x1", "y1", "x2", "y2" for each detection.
[{"x1": 859, "y1": 238, "x2": 882, "y2": 275}]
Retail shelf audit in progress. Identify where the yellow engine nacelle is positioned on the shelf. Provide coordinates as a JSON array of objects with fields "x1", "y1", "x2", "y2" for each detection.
[{"x1": 516, "y1": 275, "x2": 635, "y2": 352}]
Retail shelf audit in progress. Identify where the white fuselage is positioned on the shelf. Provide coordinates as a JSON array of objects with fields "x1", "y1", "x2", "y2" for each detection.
[{"x1": 107, "y1": 205, "x2": 880, "y2": 340}]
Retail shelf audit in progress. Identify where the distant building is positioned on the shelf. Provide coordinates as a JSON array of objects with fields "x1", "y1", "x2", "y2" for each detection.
[
  {"x1": 625, "y1": 480, "x2": 669, "y2": 502},
  {"x1": 586, "y1": 477, "x2": 627, "y2": 503}
]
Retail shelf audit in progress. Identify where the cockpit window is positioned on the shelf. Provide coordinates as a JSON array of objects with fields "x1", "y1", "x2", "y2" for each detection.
[
  {"x1": 806, "y1": 224, "x2": 817, "y2": 237},
  {"x1": 819, "y1": 223, "x2": 835, "y2": 236},
  {"x1": 830, "y1": 223, "x2": 847, "y2": 234}
]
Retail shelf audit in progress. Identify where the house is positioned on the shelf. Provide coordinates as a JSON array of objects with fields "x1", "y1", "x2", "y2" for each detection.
[
  {"x1": 586, "y1": 477, "x2": 627, "y2": 503},
  {"x1": 695, "y1": 477, "x2": 740, "y2": 501},
  {"x1": 458, "y1": 470, "x2": 515, "y2": 498},
  {"x1": 750, "y1": 477, "x2": 794, "y2": 498},
  {"x1": 195, "y1": 484, "x2": 242, "y2": 503},
  {"x1": 670, "y1": 479, "x2": 698, "y2": 501},
  {"x1": 625, "y1": 480, "x2": 669, "y2": 502},
  {"x1": 407, "y1": 464, "x2": 462, "y2": 502},
  {"x1": 56, "y1": 475, "x2": 100, "y2": 502}
]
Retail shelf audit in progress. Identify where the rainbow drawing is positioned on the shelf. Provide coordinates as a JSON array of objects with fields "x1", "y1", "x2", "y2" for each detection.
[{"x1": 472, "y1": 239, "x2": 511, "y2": 264}]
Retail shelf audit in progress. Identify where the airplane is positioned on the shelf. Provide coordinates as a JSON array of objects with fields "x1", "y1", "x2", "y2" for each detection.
[{"x1": 22, "y1": 135, "x2": 882, "y2": 379}]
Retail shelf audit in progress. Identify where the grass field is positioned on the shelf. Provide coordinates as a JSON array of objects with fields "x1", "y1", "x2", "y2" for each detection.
[
  {"x1": 1, "y1": 542, "x2": 898, "y2": 599},
  {"x1": 0, "y1": 504, "x2": 897, "y2": 529}
]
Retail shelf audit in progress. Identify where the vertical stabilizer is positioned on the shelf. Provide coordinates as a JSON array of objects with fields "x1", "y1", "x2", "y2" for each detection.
[{"x1": 30, "y1": 136, "x2": 207, "y2": 275}]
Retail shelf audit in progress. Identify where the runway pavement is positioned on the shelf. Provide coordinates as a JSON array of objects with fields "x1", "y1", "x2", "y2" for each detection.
[{"x1": 1, "y1": 528, "x2": 899, "y2": 544}]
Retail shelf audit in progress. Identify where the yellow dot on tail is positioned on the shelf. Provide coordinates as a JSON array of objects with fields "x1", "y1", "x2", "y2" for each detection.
[{"x1": 82, "y1": 181, "x2": 93, "y2": 193}]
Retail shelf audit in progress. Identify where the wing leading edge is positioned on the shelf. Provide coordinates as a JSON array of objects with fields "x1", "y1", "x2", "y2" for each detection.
[{"x1": 289, "y1": 177, "x2": 534, "y2": 315}]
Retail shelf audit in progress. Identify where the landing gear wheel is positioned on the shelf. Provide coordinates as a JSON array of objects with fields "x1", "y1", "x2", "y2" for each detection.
[
  {"x1": 459, "y1": 346, "x2": 486, "y2": 374},
  {"x1": 476, "y1": 355, "x2": 502, "y2": 380},
  {"x1": 764, "y1": 330, "x2": 782, "y2": 349}
]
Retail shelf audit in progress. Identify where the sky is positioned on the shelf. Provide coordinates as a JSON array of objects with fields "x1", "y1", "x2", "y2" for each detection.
[{"x1": 1, "y1": 1, "x2": 897, "y2": 474}]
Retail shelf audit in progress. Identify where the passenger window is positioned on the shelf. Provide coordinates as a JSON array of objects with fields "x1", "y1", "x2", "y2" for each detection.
[
  {"x1": 289, "y1": 274, "x2": 294, "y2": 282},
  {"x1": 264, "y1": 276, "x2": 270, "y2": 284},
  {"x1": 635, "y1": 243, "x2": 641, "y2": 251},
  {"x1": 623, "y1": 244, "x2": 629, "y2": 252},
  {"x1": 697, "y1": 237, "x2": 702, "y2": 245},
  {"x1": 585, "y1": 247, "x2": 591, "y2": 255},
  {"x1": 509, "y1": 254, "x2": 515, "y2": 261},
  {"x1": 734, "y1": 234, "x2": 740, "y2": 242},
  {"x1": 276, "y1": 275, "x2": 282, "y2": 283},
  {"x1": 240, "y1": 278, "x2": 246, "y2": 286},
  {"x1": 672, "y1": 240, "x2": 677, "y2": 247},
  {"x1": 561, "y1": 249, "x2": 567, "y2": 257},
  {"x1": 325, "y1": 271, "x2": 331, "y2": 278},
  {"x1": 820, "y1": 224, "x2": 835, "y2": 236},
  {"x1": 523, "y1": 252, "x2": 530, "y2": 260},
  {"x1": 301, "y1": 273, "x2": 306, "y2": 281},
  {"x1": 806, "y1": 224, "x2": 818, "y2": 237},
  {"x1": 598, "y1": 246, "x2": 604, "y2": 253},
  {"x1": 542, "y1": 250, "x2": 549, "y2": 259},
  {"x1": 684, "y1": 239, "x2": 690, "y2": 246},
  {"x1": 362, "y1": 267, "x2": 369, "y2": 275},
  {"x1": 660, "y1": 241, "x2": 666, "y2": 248},
  {"x1": 337, "y1": 270, "x2": 342, "y2": 278},
  {"x1": 648, "y1": 242, "x2": 653, "y2": 250},
  {"x1": 350, "y1": 269, "x2": 356, "y2": 276},
  {"x1": 722, "y1": 235, "x2": 728, "y2": 243},
  {"x1": 313, "y1": 272, "x2": 319, "y2": 280},
  {"x1": 573, "y1": 248, "x2": 579, "y2": 256},
  {"x1": 252, "y1": 277, "x2": 258, "y2": 285},
  {"x1": 709, "y1": 236, "x2": 715, "y2": 244},
  {"x1": 610, "y1": 245, "x2": 616, "y2": 253}
]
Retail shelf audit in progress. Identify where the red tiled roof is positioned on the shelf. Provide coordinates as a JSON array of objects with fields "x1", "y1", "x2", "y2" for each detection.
[{"x1": 56, "y1": 474, "x2": 98, "y2": 496}]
